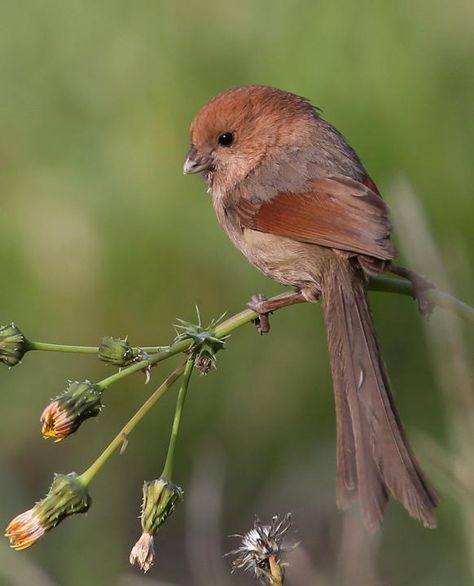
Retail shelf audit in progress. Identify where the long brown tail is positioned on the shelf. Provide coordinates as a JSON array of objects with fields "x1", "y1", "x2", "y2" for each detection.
[{"x1": 320, "y1": 258, "x2": 438, "y2": 531}]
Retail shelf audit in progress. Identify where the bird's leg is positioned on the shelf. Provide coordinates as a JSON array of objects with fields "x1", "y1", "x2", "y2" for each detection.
[
  {"x1": 247, "y1": 291, "x2": 307, "y2": 334},
  {"x1": 390, "y1": 264, "x2": 435, "y2": 316}
]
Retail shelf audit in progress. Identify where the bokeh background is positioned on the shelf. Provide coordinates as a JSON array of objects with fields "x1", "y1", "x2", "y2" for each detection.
[{"x1": 0, "y1": 1, "x2": 473, "y2": 585}]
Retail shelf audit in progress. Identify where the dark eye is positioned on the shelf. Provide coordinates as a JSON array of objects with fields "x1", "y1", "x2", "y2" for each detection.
[{"x1": 217, "y1": 132, "x2": 234, "y2": 147}]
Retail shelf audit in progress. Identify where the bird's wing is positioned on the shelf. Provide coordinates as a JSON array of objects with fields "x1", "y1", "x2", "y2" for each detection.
[{"x1": 235, "y1": 176, "x2": 396, "y2": 261}]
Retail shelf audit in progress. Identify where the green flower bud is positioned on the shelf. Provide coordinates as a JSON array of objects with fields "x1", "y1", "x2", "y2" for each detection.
[
  {"x1": 141, "y1": 478, "x2": 183, "y2": 535},
  {"x1": 130, "y1": 478, "x2": 183, "y2": 572},
  {"x1": 98, "y1": 336, "x2": 141, "y2": 367},
  {"x1": 41, "y1": 380, "x2": 103, "y2": 441},
  {"x1": 0, "y1": 323, "x2": 28, "y2": 367},
  {"x1": 5, "y1": 473, "x2": 91, "y2": 550}
]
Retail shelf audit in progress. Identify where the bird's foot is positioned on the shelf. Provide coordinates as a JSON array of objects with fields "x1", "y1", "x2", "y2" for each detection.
[
  {"x1": 247, "y1": 294, "x2": 272, "y2": 334},
  {"x1": 391, "y1": 265, "x2": 435, "y2": 316},
  {"x1": 246, "y1": 291, "x2": 308, "y2": 334}
]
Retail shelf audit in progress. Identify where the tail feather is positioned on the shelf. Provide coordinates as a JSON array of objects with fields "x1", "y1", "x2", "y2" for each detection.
[{"x1": 321, "y1": 258, "x2": 438, "y2": 531}]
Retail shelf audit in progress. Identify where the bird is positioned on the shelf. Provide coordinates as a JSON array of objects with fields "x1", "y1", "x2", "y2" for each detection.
[{"x1": 184, "y1": 85, "x2": 438, "y2": 531}]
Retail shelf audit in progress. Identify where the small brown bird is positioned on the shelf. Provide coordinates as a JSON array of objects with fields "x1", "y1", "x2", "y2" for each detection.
[{"x1": 184, "y1": 85, "x2": 438, "y2": 531}]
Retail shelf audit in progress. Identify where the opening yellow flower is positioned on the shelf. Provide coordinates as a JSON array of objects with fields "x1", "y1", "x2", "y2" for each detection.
[
  {"x1": 5, "y1": 509, "x2": 45, "y2": 551},
  {"x1": 40, "y1": 380, "x2": 103, "y2": 441}
]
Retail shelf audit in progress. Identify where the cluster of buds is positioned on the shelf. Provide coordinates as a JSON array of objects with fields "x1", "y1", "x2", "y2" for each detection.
[
  {"x1": 130, "y1": 478, "x2": 183, "y2": 573},
  {"x1": 41, "y1": 380, "x2": 103, "y2": 442},
  {"x1": 5, "y1": 473, "x2": 91, "y2": 551},
  {"x1": 0, "y1": 323, "x2": 28, "y2": 367},
  {"x1": 174, "y1": 311, "x2": 228, "y2": 375},
  {"x1": 98, "y1": 336, "x2": 145, "y2": 368}
]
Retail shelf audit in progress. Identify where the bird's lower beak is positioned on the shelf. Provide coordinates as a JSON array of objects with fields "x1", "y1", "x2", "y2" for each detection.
[{"x1": 183, "y1": 146, "x2": 212, "y2": 175}]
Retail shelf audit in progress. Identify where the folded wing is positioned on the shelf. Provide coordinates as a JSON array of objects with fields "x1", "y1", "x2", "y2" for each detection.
[{"x1": 236, "y1": 176, "x2": 396, "y2": 263}]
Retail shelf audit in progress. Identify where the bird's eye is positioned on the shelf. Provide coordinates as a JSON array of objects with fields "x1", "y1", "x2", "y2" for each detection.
[{"x1": 217, "y1": 132, "x2": 234, "y2": 147}]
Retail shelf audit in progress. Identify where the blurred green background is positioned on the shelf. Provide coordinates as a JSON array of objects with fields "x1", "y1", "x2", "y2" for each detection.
[{"x1": 0, "y1": 1, "x2": 473, "y2": 584}]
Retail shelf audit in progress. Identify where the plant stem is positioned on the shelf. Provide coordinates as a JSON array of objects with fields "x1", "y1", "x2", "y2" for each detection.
[
  {"x1": 25, "y1": 341, "x2": 165, "y2": 355},
  {"x1": 26, "y1": 341, "x2": 98, "y2": 354},
  {"x1": 79, "y1": 363, "x2": 185, "y2": 486},
  {"x1": 161, "y1": 358, "x2": 194, "y2": 480},
  {"x1": 91, "y1": 277, "x2": 473, "y2": 392},
  {"x1": 368, "y1": 276, "x2": 474, "y2": 322},
  {"x1": 268, "y1": 555, "x2": 284, "y2": 585},
  {"x1": 25, "y1": 277, "x2": 472, "y2": 395}
]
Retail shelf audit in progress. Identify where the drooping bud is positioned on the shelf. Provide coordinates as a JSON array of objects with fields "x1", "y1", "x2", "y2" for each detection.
[
  {"x1": 41, "y1": 380, "x2": 103, "y2": 441},
  {"x1": 0, "y1": 323, "x2": 28, "y2": 367},
  {"x1": 5, "y1": 473, "x2": 91, "y2": 550},
  {"x1": 129, "y1": 478, "x2": 183, "y2": 572},
  {"x1": 98, "y1": 336, "x2": 142, "y2": 367}
]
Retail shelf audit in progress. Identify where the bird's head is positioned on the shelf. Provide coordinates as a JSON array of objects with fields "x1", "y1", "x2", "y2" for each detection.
[{"x1": 184, "y1": 85, "x2": 317, "y2": 194}]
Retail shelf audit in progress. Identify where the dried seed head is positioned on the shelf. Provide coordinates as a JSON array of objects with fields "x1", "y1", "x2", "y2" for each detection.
[
  {"x1": 0, "y1": 323, "x2": 28, "y2": 367},
  {"x1": 5, "y1": 473, "x2": 91, "y2": 550},
  {"x1": 194, "y1": 350, "x2": 214, "y2": 374},
  {"x1": 228, "y1": 514, "x2": 294, "y2": 585},
  {"x1": 41, "y1": 380, "x2": 103, "y2": 441}
]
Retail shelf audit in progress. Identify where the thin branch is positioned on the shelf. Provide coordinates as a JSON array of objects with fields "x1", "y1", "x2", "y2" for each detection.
[{"x1": 368, "y1": 276, "x2": 474, "y2": 323}]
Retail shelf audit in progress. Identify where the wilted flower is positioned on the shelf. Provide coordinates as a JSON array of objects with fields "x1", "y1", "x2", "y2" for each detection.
[
  {"x1": 5, "y1": 473, "x2": 91, "y2": 550},
  {"x1": 130, "y1": 478, "x2": 183, "y2": 573},
  {"x1": 98, "y1": 336, "x2": 143, "y2": 367},
  {"x1": 228, "y1": 514, "x2": 294, "y2": 585},
  {"x1": 194, "y1": 350, "x2": 214, "y2": 374},
  {"x1": 0, "y1": 323, "x2": 28, "y2": 367},
  {"x1": 129, "y1": 531, "x2": 155, "y2": 573},
  {"x1": 41, "y1": 380, "x2": 103, "y2": 441}
]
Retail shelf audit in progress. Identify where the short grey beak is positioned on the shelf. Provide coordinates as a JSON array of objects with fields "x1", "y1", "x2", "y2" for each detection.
[{"x1": 183, "y1": 145, "x2": 212, "y2": 175}]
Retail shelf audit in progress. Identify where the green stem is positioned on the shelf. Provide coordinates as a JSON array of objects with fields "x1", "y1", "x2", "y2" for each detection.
[
  {"x1": 79, "y1": 363, "x2": 185, "y2": 486},
  {"x1": 26, "y1": 341, "x2": 99, "y2": 354},
  {"x1": 25, "y1": 341, "x2": 165, "y2": 355},
  {"x1": 25, "y1": 278, "x2": 472, "y2": 395},
  {"x1": 369, "y1": 276, "x2": 474, "y2": 323},
  {"x1": 96, "y1": 348, "x2": 180, "y2": 391},
  {"x1": 93, "y1": 278, "x2": 472, "y2": 392},
  {"x1": 161, "y1": 358, "x2": 194, "y2": 480}
]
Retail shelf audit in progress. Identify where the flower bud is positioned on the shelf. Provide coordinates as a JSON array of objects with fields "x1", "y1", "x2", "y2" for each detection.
[
  {"x1": 0, "y1": 323, "x2": 28, "y2": 367},
  {"x1": 5, "y1": 473, "x2": 91, "y2": 550},
  {"x1": 98, "y1": 336, "x2": 141, "y2": 367},
  {"x1": 41, "y1": 380, "x2": 103, "y2": 441},
  {"x1": 130, "y1": 478, "x2": 183, "y2": 572}
]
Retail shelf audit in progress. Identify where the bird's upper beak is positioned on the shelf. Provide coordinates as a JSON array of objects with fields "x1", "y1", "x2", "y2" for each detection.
[{"x1": 183, "y1": 145, "x2": 212, "y2": 175}]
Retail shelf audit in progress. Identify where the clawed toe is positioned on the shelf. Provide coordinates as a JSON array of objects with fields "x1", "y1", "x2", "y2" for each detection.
[
  {"x1": 247, "y1": 294, "x2": 272, "y2": 334},
  {"x1": 412, "y1": 276, "x2": 435, "y2": 316},
  {"x1": 390, "y1": 265, "x2": 435, "y2": 317}
]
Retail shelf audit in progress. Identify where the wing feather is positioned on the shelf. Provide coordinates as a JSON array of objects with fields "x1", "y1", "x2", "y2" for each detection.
[{"x1": 236, "y1": 176, "x2": 395, "y2": 261}]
